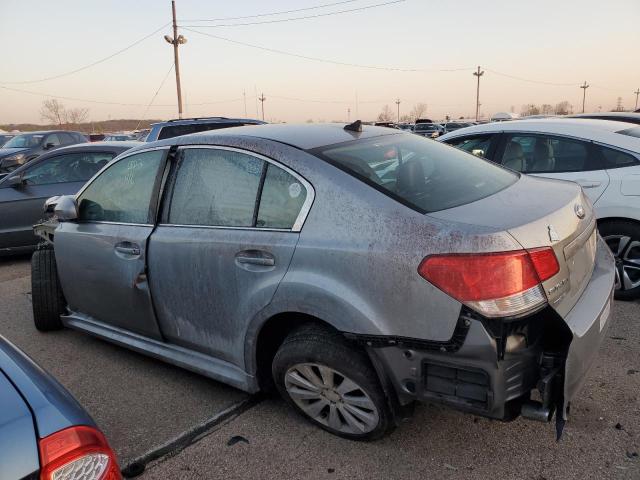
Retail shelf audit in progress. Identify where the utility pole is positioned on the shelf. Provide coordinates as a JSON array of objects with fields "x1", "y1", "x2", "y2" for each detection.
[
  {"x1": 164, "y1": 0, "x2": 186, "y2": 118},
  {"x1": 243, "y1": 90, "x2": 247, "y2": 117},
  {"x1": 634, "y1": 88, "x2": 640, "y2": 110},
  {"x1": 347, "y1": 107, "x2": 351, "y2": 122},
  {"x1": 580, "y1": 81, "x2": 589, "y2": 113},
  {"x1": 395, "y1": 98, "x2": 401, "y2": 123},
  {"x1": 258, "y1": 93, "x2": 266, "y2": 121},
  {"x1": 473, "y1": 66, "x2": 484, "y2": 122}
]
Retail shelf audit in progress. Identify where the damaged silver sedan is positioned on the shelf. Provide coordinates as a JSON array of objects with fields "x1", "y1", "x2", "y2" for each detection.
[{"x1": 32, "y1": 122, "x2": 615, "y2": 440}]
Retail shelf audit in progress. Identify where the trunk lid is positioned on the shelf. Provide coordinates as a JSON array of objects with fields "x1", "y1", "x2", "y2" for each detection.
[{"x1": 428, "y1": 174, "x2": 597, "y2": 317}]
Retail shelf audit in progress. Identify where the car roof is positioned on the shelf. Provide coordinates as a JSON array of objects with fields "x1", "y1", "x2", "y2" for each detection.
[
  {"x1": 13, "y1": 130, "x2": 82, "y2": 135},
  {"x1": 160, "y1": 123, "x2": 402, "y2": 150},
  {"x1": 151, "y1": 116, "x2": 265, "y2": 127},
  {"x1": 440, "y1": 118, "x2": 640, "y2": 151},
  {"x1": 570, "y1": 112, "x2": 640, "y2": 120},
  {"x1": 47, "y1": 141, "x2": 142, "y2": 152}
]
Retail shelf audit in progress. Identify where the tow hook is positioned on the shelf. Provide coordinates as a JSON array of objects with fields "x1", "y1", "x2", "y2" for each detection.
[{"x1": 521, "y1": 353, "x2": 567, "y2": 440}]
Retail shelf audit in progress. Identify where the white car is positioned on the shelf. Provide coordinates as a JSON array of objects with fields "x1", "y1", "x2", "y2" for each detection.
[{"x1": 439, "y1": 118, "x2": 640, "y2": 300}]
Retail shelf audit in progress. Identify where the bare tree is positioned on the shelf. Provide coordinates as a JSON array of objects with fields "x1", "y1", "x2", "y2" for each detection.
[
  {"x1": 554, "y1": 101, "x2": 571, "y2": 115},
  {"x1": 40, "y1": 99, "x2": 66, "y2": 126},
  {"x1": 410, "y1": 103, "x2": 428, "y2": 121},
  {"x1": 64, "y1": 107, "x2": 89, "y2": 125},
  {"x1": 377, "y1": 105, "x2": 394, "y2": 122},
  {"x1": 521, "y1": 104, "x2": 540, "y2": 116},
  {"x1": 541, "y1": 104, "x2": 554, "y2": 115}
]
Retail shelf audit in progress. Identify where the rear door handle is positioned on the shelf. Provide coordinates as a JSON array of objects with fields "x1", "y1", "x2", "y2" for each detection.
[
  {"x1": 115, "y1": 243, "x2": 141, "y2": 256},
  {"x1": 577, "y1": 180, "x2": 601, "y2": 188},
  {"x1": 235, "y1": 250, "x2": 275, "y2": 267}
]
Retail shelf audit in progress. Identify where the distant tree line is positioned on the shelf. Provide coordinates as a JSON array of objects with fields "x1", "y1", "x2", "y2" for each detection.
[{"x1": 1, "y1": 100, "x2": 162, "y2": 133}]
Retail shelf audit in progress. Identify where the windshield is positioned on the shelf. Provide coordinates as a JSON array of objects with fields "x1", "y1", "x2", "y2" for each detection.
[
  {"x1": 315, "y1": 133, "x2": 517, "y2": 213},
  {"x1": 415, "y1": 124, "x2": 437, "y2": 131},
  {"x1": 3, "y1": 133, "x2": 44, "y2": 149}
]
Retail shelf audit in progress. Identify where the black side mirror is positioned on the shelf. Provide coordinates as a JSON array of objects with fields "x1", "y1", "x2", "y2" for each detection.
[{"x1": 44, "y1": 142, "x2": 55, "y2": 150}]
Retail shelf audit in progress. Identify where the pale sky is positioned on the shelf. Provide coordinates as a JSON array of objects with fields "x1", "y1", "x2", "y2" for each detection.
[{"x1": 1, "y1": 0, "x2": 639, "y2": 124}]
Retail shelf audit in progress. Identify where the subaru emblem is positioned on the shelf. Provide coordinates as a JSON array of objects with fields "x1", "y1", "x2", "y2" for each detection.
[
  {"x1": 548, "y1": 225, "x2": 560, "y2": 242},
  {"x1": 574, "y1": 204, "x2": 585, "y2": 219}
]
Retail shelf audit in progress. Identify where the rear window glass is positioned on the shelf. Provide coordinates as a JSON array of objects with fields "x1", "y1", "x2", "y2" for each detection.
[
  {"x1": 616, "y1": 127, "x2": 640, "y2": 138},
  {"x1": 315, "y1": 134, "x2": 517, "y2": 213},
  {"x1": 158, "y1": 123, "x2": 245, "y2": 140}
]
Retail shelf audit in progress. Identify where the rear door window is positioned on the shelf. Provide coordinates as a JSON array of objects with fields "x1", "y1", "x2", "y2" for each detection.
[
  {"x1": 315, "y1": 134, "x2": 517, "y2": 213},
  {"x1": 167, "y1": 148, "x2": 263, "y2": 227},
  {"x1": 501, "y1": 134, "x2": 592, "y2": 173},
  {"x1": 166, "y1": 148, "x2": 310, "y2": 230}
]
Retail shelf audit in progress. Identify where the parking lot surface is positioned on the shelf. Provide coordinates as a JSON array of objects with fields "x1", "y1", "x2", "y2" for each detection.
[{"x1": 1, "y1": 255, "x2": 638, "y2": 479}]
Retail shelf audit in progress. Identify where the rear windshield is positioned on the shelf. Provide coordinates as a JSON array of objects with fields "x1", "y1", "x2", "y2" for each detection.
[
  {"x1": 158, "y1": 122, "x2": 246, "y2": 140},
  {"x1": 616, "y1": 127, "x2": 640, "y2": 138},
  {"x1": 315, "y1": 134, "x2": 517, "y2": 213}
]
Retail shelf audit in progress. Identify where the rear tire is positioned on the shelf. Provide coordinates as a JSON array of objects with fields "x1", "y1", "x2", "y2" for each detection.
[
  {"x1": 272, "y1": 324, "x2": 393, "y2": 440},
  {"x1": 31, "y1": 248, "x2": 65, "y2": 331},
  {"x1": 599, "y1": 220, "x2": 640, "y2": 300}
]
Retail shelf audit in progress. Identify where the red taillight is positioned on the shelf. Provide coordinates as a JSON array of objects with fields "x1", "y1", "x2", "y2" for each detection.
[
  {"x1": 418, "y1": 248, "x2": 559, "y2": 317},
  {"x1": 528, "y1": 247, "x2": 560, "y2": 282},
  {"x1": 39, "y1": 426, "x2": 121, "y2": 480}
]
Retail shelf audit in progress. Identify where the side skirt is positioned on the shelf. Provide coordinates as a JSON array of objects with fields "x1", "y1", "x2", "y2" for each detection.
[{"x1": 61, "y1": 313, "x2": 258, "y2": 393}]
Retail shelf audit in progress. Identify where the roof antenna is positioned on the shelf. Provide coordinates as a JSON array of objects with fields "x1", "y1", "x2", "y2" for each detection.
[{"x1": 344, "y1": 120, "x2": 362, "y2": 132}]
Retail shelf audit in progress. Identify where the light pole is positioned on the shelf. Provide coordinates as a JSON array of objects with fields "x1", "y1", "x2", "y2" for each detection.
[
  {"x1": 634, "y1": 89, "x2": 640, "y2": 110},
  {"x1": 473, "y1": 66, "x2": 484, "y2": 121},
  {"x1": 258, "y1": 93, "x2": 266, "y2": 121},
  {"x1": 164, "y1": 0, "x2": 187, "y2": 118},
  {"x1": 580, "y1": 81, "x2": 589, "y2": 113},
  {"x1": 395, "y1": 98, "x2": 401, "y2": 123}
]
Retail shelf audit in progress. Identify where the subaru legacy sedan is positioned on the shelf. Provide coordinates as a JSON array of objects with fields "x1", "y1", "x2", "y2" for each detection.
[{"x1": 33, "y1": 123, "x2": 614, "y2": 440}]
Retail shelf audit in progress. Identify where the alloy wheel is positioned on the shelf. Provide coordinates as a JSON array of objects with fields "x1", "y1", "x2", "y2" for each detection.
[
  {"x1": 603, "y1": 235, "x2": 640, "y2": 292},
  {"x1": 284, "y1": 363, "x2": 380, "y2": 435}
]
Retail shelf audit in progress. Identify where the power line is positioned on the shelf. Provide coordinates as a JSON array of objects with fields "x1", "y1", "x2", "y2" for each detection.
[
  {"x1": 0, "y1": 23, "x2": 170, "y2": 85},
  {"x1": 182, "y1": 0, "x2": 360, "y2": 22},
  {"x1": 183, "y1": 28, "x2": 473, "y2": 73},
  {"x1": 0, "y1": 84, "x2": 242, "y2": 108},
  {"x1": 180, "y1": 0, "x2": 406, "y2": 28},
  {"x1": 136, "y1": 63, "x2": 175, "y2": 130},
  {"x1": 483, "y1": 68, "x2": 579, "y2": 87}
]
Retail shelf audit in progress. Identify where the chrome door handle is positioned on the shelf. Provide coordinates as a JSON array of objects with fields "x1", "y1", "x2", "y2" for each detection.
[
  {"x1": 115, "y1": 244, "x2": 141, "y2": 256},
  {"x1": 577, "y1": 180, "x2": 601, "y2": 188},
  {"x1": 236, "y1": 256, "x2": 275, "y2": 266}
]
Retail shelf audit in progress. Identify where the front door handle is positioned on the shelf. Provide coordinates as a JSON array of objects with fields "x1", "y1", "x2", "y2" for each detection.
[
  {"x1": 115, "y1": 242, "x2": 141, "y2": 256},
  {"x1": 235, "y1": 250, "x2": 275, "y2": 267}
]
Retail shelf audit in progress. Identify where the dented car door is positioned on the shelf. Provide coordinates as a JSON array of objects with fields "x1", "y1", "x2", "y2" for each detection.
[{"x1": 55, "y1": 148, "x2": 168, "y2": 339}]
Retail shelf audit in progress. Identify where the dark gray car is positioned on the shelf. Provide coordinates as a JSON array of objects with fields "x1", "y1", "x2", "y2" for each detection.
[
  {"x1": 33, "y1": 123, "x2": 614, "y2": 440},
  {"x1": 0, "y1": 335, "x2": 120, "y2": 479},
  {"x1": 0, "y1": 130, "x2": 87, "y2": 177},
  {"x1": 0, "y1": 141, "x2": 140, "y2": 255}
]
